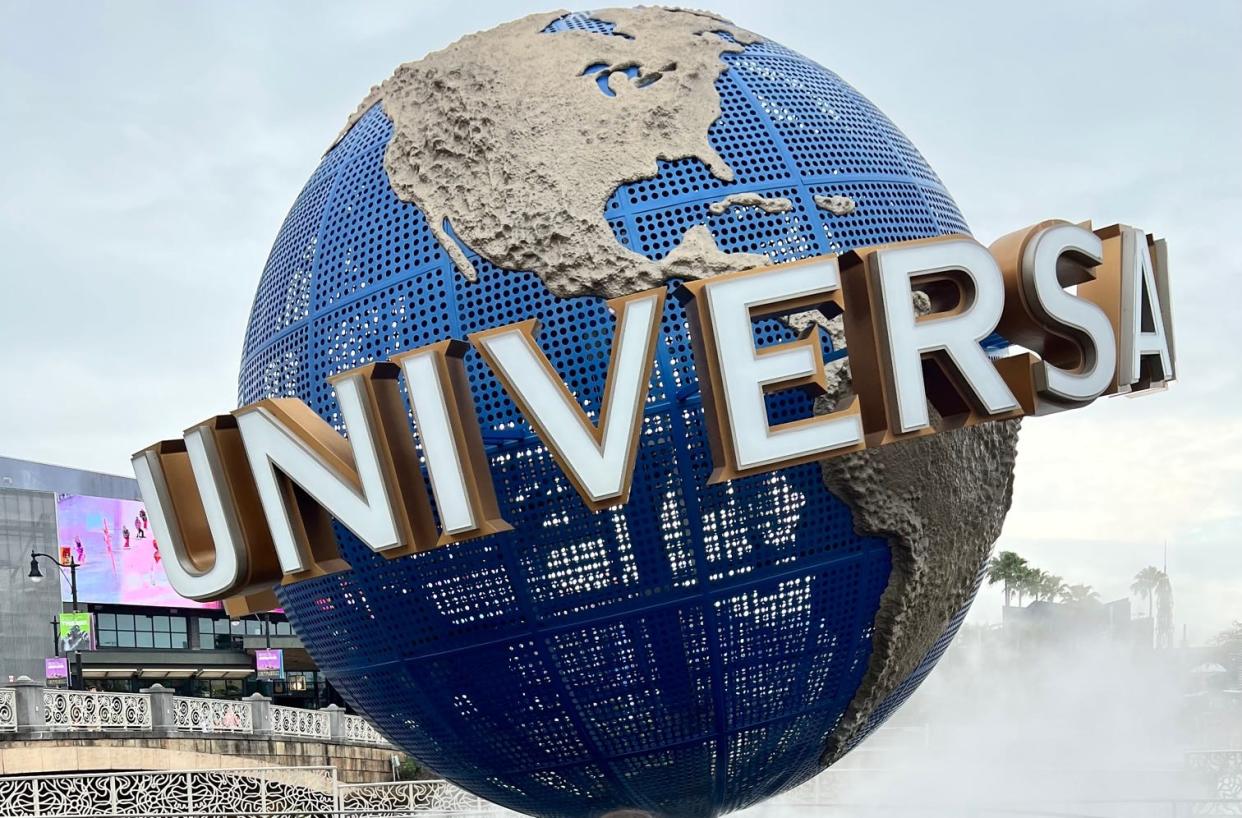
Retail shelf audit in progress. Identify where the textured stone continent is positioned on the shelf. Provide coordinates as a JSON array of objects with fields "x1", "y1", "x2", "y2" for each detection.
[{"x1": 346, "y1": 7, "x2": 760, "y2": 298}]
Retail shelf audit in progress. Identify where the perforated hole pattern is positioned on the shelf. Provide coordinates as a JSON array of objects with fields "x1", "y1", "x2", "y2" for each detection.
[{"x1": 238, "y1": 16, "x2": 978, "y2": 818}]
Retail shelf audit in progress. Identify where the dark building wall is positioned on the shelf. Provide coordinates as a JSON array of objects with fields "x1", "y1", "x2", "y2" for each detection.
[{"x1": 0, "y1": 487, "x2": 62, "y2": 680}]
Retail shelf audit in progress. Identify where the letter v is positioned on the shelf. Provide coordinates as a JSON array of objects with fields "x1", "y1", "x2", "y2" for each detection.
[{"x1": 470, "y1": 289, "x2": 665, "y2": 511}]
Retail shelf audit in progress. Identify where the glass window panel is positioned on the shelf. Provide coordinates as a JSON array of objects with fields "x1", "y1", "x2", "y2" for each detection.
[
  {"x1": 276, "y1": 622, "x2": 292, "y2": 636},
  {"x1": 171, "y1": 617, "x2": 187, "y2": 633},
  {"x1": 153, "y1": 632, "x2": 171, "y2": 649},
  {"x1": 98, "y1": 613, "x2": 115, "y2": 629},
  {"x1": 117, "y1": 631, "x2": 135, "y2": 648},
  {"x1": 153, "y1": 616, "x2": 170, "y2": 631},
  {"x1": 135, "y1": 631, "x2": 153, "y2": 648},
  {"x1": 171, "y1": 633, "x2": 188, "y2": 650},
  {"x1": 230, "y1": 621, "x2": 244, "y2": 635},
  {"x1": 134, "y1": 615, "x2": 152, "y2": 630},
  {"x1": 247, "y1": 620, "x2": 263, "y2": 636},
  {"x1": 117, "y1": 614, "x2": 134, "y2": 630},
  {"x1": 98, "y1": 630, "x2": 118, "y2": 647},
  {"x1": 198, "y1": 619, "x2": 213, "y2": 635}
]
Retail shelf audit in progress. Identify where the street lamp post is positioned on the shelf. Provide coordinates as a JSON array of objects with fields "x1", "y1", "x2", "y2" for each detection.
[
  {"x1": 29, "y1": 551, "x2": 78, "y2": 611},
  {"x1": 256, "y1": 612, "x2": 273, "y2": 697},
  {"x1": 29, "y1": 551, "x2": 82, "y2": 689}
]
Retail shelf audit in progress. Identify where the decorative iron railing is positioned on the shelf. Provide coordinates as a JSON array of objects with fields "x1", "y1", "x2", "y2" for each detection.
[
  {"x1": 0, "y1": 684, "x2": 393, "y2": 747},
  {"x1": 0, "y1": 688, "x2": 16, "y2": 732},
  {"x1": 172, "y1": 695, "x2": 253, "y2": 733},
  {"x1": 270, "y1": 703, "x2": 330, "y2": 739},
  {"x1": 1188, "y1": 751, "x2": 1242, "y2": 816},
  {"x1": 43, "y1": 690, "x2": 151, "y2": 731},
  {"x1": 0, "y1": 766, "x2": 339, "y2": 818},
  {"x1": 0, "y1": 762, "x2": 1239, "y2": 818},
  {"x1": 341, "y1": 713, "x2": 390, "y2": 747},
  {"x1": 338, "y1": 779, "x2": 487, "y2": 813}
]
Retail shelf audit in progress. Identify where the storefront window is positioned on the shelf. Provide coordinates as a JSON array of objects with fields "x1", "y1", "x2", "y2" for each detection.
[
  {"x1": 95, "y1": 613, "x2": 187, "y2": 650},
  {"x1": 197, "y1": 617, "x2": 243, "y2": 649},
  {"x1": 197, "y1": 678, "x2": 251, "y2": 699},
  {"x1": 195, "y1": 615, "x2": 294, "y2": 646}
]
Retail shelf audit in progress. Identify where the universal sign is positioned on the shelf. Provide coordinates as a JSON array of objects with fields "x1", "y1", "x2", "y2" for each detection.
[{"x1": 135, "y1": 220, "x2": 1174, "y2": 614}]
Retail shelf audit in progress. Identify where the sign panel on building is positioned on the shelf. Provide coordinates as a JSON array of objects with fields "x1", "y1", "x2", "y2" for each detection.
[
  {"x1": 54, "y1": 493, "x2": 222, "y2": 610},
  {"x1": 44, "y1": 656, "x2": 69, "y2": 684},
  {"x1": 256, "y1": 648, "x2": 284, "y2": 680},
  {"x1": 58, "y1": 612, "x2": 93, "y2": 652}
]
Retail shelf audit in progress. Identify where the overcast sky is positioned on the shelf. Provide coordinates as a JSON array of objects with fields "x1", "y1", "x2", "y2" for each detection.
[{"x1": 1, "y1": 1, "x2": 1238, "y2": 641}]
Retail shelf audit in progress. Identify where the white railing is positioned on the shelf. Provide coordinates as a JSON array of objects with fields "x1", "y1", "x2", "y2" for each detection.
[
  {"x1": 271, "y1": 703, "x2": 330, "y2": 738},
  {"x1": 0, "y1": 766, "x2": 338, "y2": 818},
  {"x1": 42, "y1": 689, "x2": 151, "y2": 731},
  {"x1": 173, "y1": 695, "x2": 253, "y2": 733},
  {"x1": 0, "y1": 688, "x2": 15, "y2": 732},
  {"x1": 339, "y1": 778, "x2": 487, "y2": 813},
  {"x1": 342, "y1": 713, "x2": 390, "y2": 746},
  {"x1": 1, "y1": 685, "x2": 396, "y2": 748},
  {"x1": 0, "y1": 763, "x2": 1236, "y2": 818}
]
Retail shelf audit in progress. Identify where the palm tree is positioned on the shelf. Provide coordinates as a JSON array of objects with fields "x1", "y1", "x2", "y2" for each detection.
[
  {"x1": 1022, "y1": 569, "x2": 1064, "y2": 603},
  {"x1": 1060, "y1": 584, "x2": 1101, "y2": 604},
  {"x1": 1014, "y1": 565, "x2": 1042, "y2": 607},
  {"x1": 1040, "y1": 573, "x2": 1067, "y2": 602},
  {"x1": 1131, "y1": 566, "x2": 1164, "y2": 617},
  {"x1": 986, "y1": 551, "x2": 1028, "y2": 607},
  {"x1": 1024, "y1": 568, "x2": 1046, "y2": 602}
]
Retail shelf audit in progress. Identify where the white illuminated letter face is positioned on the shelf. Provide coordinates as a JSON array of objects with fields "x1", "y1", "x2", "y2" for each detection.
[
  {"x1": 871, "y1": 239, "x2": 1019, "y2": 433},
  {"x1": 133, "y1": 441, "x2": 247, "y2": 602},
  {"x1": 400, "y1": 351, "x2": 477, "y2": 533},
  {"x1": 471, "y1": 290, "x2": 665, "y2": 510},
  {"x1": 1119, "y1": 227, "x2": 1175, "y2": 389},
  {"x1": 392, "y1": 340, "x2": 511, "y2": 542},
  {"x1": 235, "y1": 371, "x2": 401, "y2": 574},
  {"x1": 1021, "y1": 223, "x2": 1117, "y2": 404},
  {"x1": 702, "y1": 259, "x2": 863, "y2": 473}
]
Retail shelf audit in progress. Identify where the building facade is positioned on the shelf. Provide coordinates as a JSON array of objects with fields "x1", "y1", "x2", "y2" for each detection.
[
  {"x1": 0, "y1": 457, "x2": 328, "y2": 707},
  {"x1": 0, "y1": 487, "x2": 61, "y2": 681}
]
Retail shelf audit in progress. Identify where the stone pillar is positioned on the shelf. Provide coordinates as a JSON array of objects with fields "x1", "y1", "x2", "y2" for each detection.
[
  {"x1": 140, "y1": 682, "x2": 176, "y2": 736},
  {"x1": 10, "y1": 676, "x2": 46, "y2": 735},
  {"x1": 245, "y1": 692, "x2": 272, "y2": 736},
  {"x1": 322, "y1": 703, "x2": 345, "y2": 741}
]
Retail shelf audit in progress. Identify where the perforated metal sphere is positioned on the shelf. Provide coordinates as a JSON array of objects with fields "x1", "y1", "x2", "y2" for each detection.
[{"x1": 240, "y1": 12, "x2": 979, "y2": 818}]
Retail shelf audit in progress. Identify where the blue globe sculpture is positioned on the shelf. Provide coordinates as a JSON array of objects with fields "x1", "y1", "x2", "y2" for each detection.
[{"x1": 239, "y1": 10, "x2": 1012, "y2": 818}]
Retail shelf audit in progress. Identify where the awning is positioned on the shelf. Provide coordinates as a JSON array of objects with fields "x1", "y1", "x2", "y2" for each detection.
[
  {"x1": 82, "y1": 668, "x2": 140, "y2": 679},
  {"x1": 81, "y1": 667, "x2": 254, "y2": 680},
  {"x1": 193, "y1": 668, "x2": 255, "y2": 679},
  {"x1": 134, "y1": 668, "x2": 199, "y2": 679}
]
